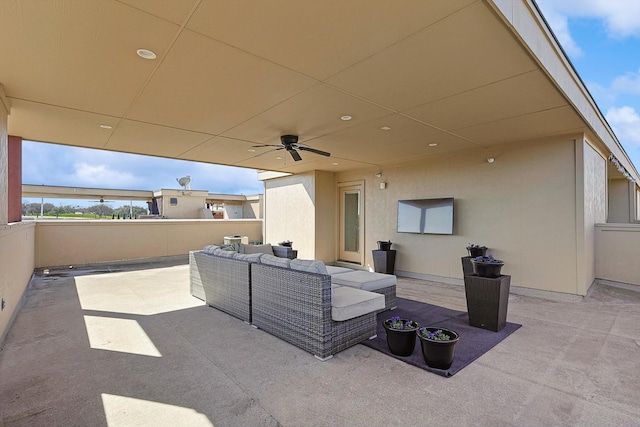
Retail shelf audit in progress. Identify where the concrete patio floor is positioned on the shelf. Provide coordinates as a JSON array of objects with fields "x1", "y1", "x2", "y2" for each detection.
[{"x1": 1, "y1": 259, "x2": 639, "y2": 426}]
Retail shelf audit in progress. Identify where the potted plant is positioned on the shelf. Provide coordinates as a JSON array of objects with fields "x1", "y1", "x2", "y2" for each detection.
[
  {"x1": 470, "y1": 254, "x2": 504, "y2": 278},
  {"x1": 383, "y1": 316, "x2": 419, "y2": 356},
  {"x1": 416, "y1": 327, "x2": 459, "y2": 369},
  {"x1": 466, "y1": 243, "x2": 487, "y2": 258}
]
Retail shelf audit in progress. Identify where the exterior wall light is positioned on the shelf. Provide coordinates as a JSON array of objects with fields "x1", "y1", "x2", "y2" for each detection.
[{"x1": 487, "y1": 157, "x2": 495, "y2": 164}]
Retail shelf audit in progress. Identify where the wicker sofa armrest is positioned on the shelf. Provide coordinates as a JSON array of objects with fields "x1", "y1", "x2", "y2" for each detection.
[{"x1": 190, "y1": 250, "x2": 252, "y2": 322}]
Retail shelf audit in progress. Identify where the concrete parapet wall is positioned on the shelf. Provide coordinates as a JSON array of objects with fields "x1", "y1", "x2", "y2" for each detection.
[
  {"x1": 34, "y1": 219, "x2": 262, "y2": 268},
  {"x1": 0, "y1": 222, "x2": 35, "y2": 345},
  {"x1": 595, "y1": 223, "x2": 640, "y2": 287}
]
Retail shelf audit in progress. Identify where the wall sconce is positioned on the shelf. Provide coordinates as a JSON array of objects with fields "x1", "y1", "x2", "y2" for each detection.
[
  {"x1": 487, "y1": 157, "x2": 495, "y2": 164},
  {"x1": 375, "y1": 172, "x2": 382, "y2": 178}
]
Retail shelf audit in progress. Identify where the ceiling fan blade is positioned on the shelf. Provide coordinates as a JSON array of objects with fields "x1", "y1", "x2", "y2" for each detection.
[
  {"x1": 251, "y1": 144, "x2": 280, "y2": 148},
  {"x1": 297, "y1": 146, "x2": 331, "y2": 157},
  {"x1": 250, "y1": 148, "x2": 281, "y2": 159},
  {"x1": 288, "y1": 148, "x2": 302, "y2": 162}
]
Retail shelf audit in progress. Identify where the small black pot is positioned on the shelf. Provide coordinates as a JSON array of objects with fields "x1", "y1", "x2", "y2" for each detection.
[
  {"x1": 377, "y1": 240, "x2": 392, "y2": 251},
  {"x1": 383, "y1": 319, "x2": 419, "y2": 356},
  {"x1": 467, "y1": 246, "x2": 487, "y2": 257},
  {"x1": 417, "y1": 327, "x2": 459, "y2": 370},
  {"x1": 471, "y1": 260, "x2": 504, "y2": 278}
]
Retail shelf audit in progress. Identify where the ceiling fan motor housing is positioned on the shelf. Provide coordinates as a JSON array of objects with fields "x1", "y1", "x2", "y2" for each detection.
[{"x1": 281, "y1": 135, "x2": 298, "y2": 145}]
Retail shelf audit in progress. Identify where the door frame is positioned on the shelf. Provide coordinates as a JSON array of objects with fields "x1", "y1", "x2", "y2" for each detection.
[{"x1": 337, "y1": 180, "x2": 365, "y2": 265}]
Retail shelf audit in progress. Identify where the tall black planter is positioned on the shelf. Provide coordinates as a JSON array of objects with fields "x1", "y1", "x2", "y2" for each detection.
[
  {"x1": 464, "y1": 274, "x2": 511, "y2": 332},
  {"x1": 461, "y1": 256, "x2": 474, "y2": 276},
  {"x1": 373, "y1": 249, "x2": 396, "y2": 274}
]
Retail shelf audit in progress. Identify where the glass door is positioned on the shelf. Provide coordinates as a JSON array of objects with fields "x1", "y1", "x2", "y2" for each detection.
[{"x1": 339, "y1": 183, "x2": 363, "y2": 264}]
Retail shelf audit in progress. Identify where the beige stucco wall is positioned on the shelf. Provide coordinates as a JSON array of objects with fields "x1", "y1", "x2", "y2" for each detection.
[
  {"x1": 264, "y1": 172, "x2": 316, "y2": 260},
  {"x1": 608, "y1": 178, "x2": 631, "y2": 223},
  {"x1": 0, "y1": 88, "x2": 8, "y2": 226},
  {"x1": 242, "y1": 196, "x2": 263, "y2": 219},
  {"x1": 34, "y1": 219, "x2": 262, "y2": 268},
  {"x1": 331, "y1": 136, "x2": 582, "y2": 294},
  {"x1": 157, "y1": 190, "x2": 208, "y2": 219},
  {"x1": 595, "y1": 223, "x2": 640, "y2": 287},
  {"x1": 0, "y1": 222, "x2": 35, "y2": 343},
  {"x1": 579, "y1": 141, "x2": 608, "y2": 295},
  {"x1": 314, "y1": 171, "x2": 337, "y2": 262}
]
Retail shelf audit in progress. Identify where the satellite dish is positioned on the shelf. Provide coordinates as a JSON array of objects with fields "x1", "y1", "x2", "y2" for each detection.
[{"x1": 177, "y1": 175, "x2": 191, "y2": 190}]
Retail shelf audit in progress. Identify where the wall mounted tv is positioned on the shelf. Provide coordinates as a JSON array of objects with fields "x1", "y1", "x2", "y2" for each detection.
[{"x1": 397, "y1": 198, "x2": 454, "y2": 235}]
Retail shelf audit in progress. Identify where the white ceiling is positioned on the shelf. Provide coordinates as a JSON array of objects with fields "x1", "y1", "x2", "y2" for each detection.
[{"x1": 0, "y1": 0, "x2": 587, "y2": 174}]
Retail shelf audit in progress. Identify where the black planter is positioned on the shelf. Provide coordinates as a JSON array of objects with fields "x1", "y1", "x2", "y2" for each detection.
[
  {"x1": 383, "y1": 319, "x2": 419, "y2": 356},
  {"x1": 461, "y1": 256, "x2": 474, "y2": 276},
  {"x1": 377, "y1": 240, "x2": 392, "y2": 251},
  {"x1": 373, "y1": 249, "x2": 396, "y2": 274},
  {"x1": 470, "y1": 260, "x2": 504, "y2": 278},
  {"x1": 417, "y1": 327, "x2": 459, "y2": 370},
  {"x1": 467, "y1": 246, "x2": 487, "y2": 257},
  {"x1": 464, "y1": 274, "x2": 511, "y2": 332}
]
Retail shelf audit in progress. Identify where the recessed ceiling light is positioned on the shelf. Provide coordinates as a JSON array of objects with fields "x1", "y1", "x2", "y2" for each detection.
[
  {"x1": 136, "y1": 49, "x2": 157, "y2": 60},
  {"x1": 340, "y1": 115, "x2": 352, "y2": 121},
  {"x1": 331, "y1": 162, "x2": 338, "y2": 166},
  {"x1": 275, "y1": 156, "x2": 283, "y2": 160},
  {"x1": 99, "y1": 124, "x2": 113, "y2": 129},
  {"x1": 247, "y1": 149, "x2": 256, "y2": 152},
  {"x1": 428, "y1": 143, "x2": 438, "y2": 147},
  {"x1": 380, "y1": 126, "x2": 391, "y2": 131}
]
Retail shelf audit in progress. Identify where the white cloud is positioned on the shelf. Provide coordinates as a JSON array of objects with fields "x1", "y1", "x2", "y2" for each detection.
[
  {"x1": 23, "y1": 141, "x2": 264, "y2": 195},
  {"x1": 606, "y1": 106, "x2": 640, "y2": 146},
  {"x1": 536, "y1": 2, "x2": 583, "y2": 57},
  {"x1": 611, "y1": 68, "x2": 640, "y2": 94},
  {"x1": 71, "y1": 162, "x2": 140, "y2": 188},
  {"x1": 537, "y1": 0, "x2": 640, "y2": 39}
]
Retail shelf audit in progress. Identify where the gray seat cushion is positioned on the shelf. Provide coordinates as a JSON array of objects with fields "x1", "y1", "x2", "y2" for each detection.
[
  {"x1": 331, "y1": 287, "x2": 385, "y2": 321},
  {"x1": 331, "y1": 270, "x2": 396, "y2": 292},
  {"x1": 326, "y1": 266, "x2": 355, "y2": 276}
]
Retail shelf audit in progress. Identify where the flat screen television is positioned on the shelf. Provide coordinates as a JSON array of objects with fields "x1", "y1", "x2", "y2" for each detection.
[{"x1": 397, "y1": 198, "x2": 454, "y2": 235}]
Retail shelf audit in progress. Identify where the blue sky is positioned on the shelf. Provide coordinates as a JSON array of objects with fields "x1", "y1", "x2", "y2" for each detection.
[
  {"x1": 23, "y1": 1, "x2": 640, "y2": 209},
  {"x1": 536, "y1": 0, "x2": 640, "y2": 167},
  {"x1": 22, "y1": 142, "x2": 264, "y2": 208}
]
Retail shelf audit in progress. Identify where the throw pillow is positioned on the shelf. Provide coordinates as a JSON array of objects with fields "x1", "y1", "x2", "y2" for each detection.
[{"x1": 290, "y1": 259, "x2": 328, "y2": 275}]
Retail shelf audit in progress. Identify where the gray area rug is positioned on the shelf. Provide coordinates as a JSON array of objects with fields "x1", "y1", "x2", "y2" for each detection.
[{"x1": 361, "y1": 297, "x2": 521, "y2": 377}]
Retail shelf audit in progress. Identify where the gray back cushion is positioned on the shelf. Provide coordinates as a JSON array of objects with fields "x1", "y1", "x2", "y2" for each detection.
[
  {"x1": 233, "y1": 252, "x2": 264, "y2": 263},
  {"x1": 260, "y1": 254, "x2": 291, "y2": 268},
  {"x1": 203, "y1": 244, "x2": 220, "y2": 254},
  {"x1": 241, "y1": 243, "x2": 274, "y2": 255},
  {"x1": 290, "y1": 259, "x2": 328, "y2": 275},
  {"x1": 213, "y1": 248, "x2": 236, "y2": 258}
]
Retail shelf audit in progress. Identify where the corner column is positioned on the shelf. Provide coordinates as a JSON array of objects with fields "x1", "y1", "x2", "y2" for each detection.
[
  {"x1": 8, "y1": 136, "x2": 22, "y2": 222},
  {"x1": 0, "y1": 84, "x2": 11, "y2": 225}
]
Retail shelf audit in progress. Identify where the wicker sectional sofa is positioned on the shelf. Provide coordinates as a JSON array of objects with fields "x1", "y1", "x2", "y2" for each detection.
[{"x1": 189, "y1": 245, "x2": 393, "y2": 360}]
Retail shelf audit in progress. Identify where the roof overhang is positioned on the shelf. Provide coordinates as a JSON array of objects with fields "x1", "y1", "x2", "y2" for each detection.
[{"x1": 1, "y1": 0, "x2": 635, "y2": 180}]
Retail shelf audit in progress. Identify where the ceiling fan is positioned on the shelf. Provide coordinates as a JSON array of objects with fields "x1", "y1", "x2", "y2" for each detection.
[
  {"x1": 89, "y1": 197, "x2": 114, "y2": 204},
  {"x1": 253, "y1": 135, "x2": 330, "y2": 162}
]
